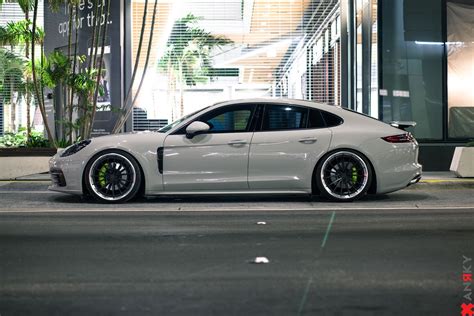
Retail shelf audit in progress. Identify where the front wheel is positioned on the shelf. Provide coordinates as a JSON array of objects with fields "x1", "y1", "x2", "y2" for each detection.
[
  {"x1": 84, "y1": 151, "x2": 142, "y2": 203},
  {"x1": 315, "y1": 150, "x2": 372, "y2": 202}
]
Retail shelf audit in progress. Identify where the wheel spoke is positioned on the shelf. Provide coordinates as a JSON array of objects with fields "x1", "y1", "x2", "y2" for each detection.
[
  {"x1": 89, "y1": 153, "x2": 137, "y2": 201},
  {"x1": 321, "y1": 151, "x2": 369, "y2": 200}
]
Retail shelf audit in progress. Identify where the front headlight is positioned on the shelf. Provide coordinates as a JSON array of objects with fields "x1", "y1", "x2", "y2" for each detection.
[{"x1": 60, "y1": 140, "x2": 91, "y2": 157}]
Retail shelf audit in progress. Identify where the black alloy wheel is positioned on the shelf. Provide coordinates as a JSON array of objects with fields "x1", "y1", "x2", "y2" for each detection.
[
  {"x1": 85, "y1": 151, "x2": 141, "y2": 203},
  {"x1": 316, "y1": 150, "x2": 372, "y2": 202}
]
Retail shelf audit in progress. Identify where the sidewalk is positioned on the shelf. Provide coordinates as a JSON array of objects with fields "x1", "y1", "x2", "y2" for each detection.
[
  {"x1": 2, "y1": 171, "x2": 473, "y2": 186},
  {"x1": 419, "y1": 172, "x2": 474, "y2": 184}
]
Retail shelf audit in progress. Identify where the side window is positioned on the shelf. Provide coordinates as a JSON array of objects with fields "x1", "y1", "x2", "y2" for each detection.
[
  {"x1": 262, "y1": 105, "x2": 308, "y2": 131},
  {"x1": 308, "y1": 109, "x2": 326, "y2": 129},
  {"x1": 321, "y1": 111, "x2": 343, "y2": 127},
  {"x1": 198, "y1": 105, "x2": 254, "y2": 133}
]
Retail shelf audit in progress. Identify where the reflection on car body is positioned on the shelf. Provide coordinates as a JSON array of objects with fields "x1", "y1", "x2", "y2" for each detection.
[{"x1": 49, "y1": 98, "x2": 422, "y2": 203}]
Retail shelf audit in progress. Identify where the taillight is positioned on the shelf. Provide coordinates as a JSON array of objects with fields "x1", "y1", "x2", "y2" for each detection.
[{"x1": 382, "y1": 133, "x2": 414, "y2": 143}]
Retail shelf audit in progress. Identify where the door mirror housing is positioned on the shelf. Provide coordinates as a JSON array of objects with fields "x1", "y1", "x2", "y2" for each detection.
[{"x1": 186, "y1": 121, "x2": 210, "y2": 138}]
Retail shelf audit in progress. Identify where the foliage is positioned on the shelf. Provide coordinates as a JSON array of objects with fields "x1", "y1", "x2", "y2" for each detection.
[
  {"x1": 27, "y1": 130, "x2": 50, "y2": 147},
  {"x1": 158, "y1": 14, "x2": 233, "y2": 87},
  {"x1": 0, "y1": 48, "x2": 27, "y2": 102},
  {"x1": 158, "y1": 13, "x2": 233, "y2": 118},
  {"x1": 55, "y1": 138, "x2": 74, "y2": 148},
  {"x1": 0, "y1": 131, "x2": 27, "y2": 148},
  {"x1": 0, "y1": 129, "x2": 49, "y2": 148},
  {"x1": 465, "y1": 141, "x2": 474, "y2": 147}
]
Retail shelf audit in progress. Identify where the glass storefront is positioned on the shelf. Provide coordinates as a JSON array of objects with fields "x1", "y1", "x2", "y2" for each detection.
[
  {"x1": 379, "y1": 0, "x2": 444, "y2": 140},
  {"x1": 447, "y1": 0, "x2": 474, "y2": 139},
  {"x1": 2, "y1": 0, "x2": 473, "y2": 146},
  {"x1": 0, "y1": 1, "x2": 45, "y2": 137},
  {"x1": 128, "y1": 0, "x2": 340, "y2": 130},
  {"x1": 380, "y1": 0, "x2": 474, "y2": 141}
]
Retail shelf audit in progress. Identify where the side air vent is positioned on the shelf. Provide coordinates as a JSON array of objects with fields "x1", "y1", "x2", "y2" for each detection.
[{"x1": 157, "y1": 147, "x2": 164, "y2": 174}]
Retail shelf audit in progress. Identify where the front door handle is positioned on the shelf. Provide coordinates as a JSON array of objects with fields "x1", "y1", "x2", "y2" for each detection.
[
  {"x1": 228, "y1": 140, "x2": 247, "y2": 146},
  {"x1": 298, "y1": 137, "x2": 317, "y2": 144}
]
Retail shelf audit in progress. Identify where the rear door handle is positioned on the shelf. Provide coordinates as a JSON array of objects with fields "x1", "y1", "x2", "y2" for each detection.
[
  {"x1": 298, "y1": 137, "x2": 317, "y2": 144},
  {"x1": 228, "y1": 140, "x2": 247, "y2": 146}
]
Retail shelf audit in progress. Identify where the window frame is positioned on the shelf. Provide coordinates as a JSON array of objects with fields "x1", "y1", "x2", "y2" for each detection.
[
  {"x1": 254, "y1": 103, "x2": 341, "y2": 132},
  {"x1": 172, "y1": 103, "x2": 258, "y2": 135}
]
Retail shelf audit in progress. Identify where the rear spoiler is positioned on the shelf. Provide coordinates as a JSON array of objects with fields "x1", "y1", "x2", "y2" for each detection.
[{"x1": 390, "y1": 121, "x2": 416, "y2": 131}]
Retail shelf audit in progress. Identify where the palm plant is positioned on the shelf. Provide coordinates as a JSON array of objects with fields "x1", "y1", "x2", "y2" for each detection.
[
  {"x1": 0, "y1": 49, "x2": 26, "y2": 132},
  {"x1": 0, "y1": 0, "x2": 40, "y2": 140},
  {"x1": 158, "y1": 14, "x2": 233, "y2": 118},
  {"x1": 0, "y1": 21, "x2": 30, "y2": 132}
]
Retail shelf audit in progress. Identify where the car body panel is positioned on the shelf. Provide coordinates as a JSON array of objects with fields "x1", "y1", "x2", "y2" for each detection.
[
  {"x1": 48, "y1": 98, "x2": 422, "y2": 199},
  {"x1": 248, "y1": 128, "x2": 331, "y2": 191},
  {"x1": 163, "y1": 132, "x2": 253, "y2": 191}
]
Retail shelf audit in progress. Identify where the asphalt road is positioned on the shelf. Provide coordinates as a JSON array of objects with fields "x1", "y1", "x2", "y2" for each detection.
[{"x1": 0, "y1": 182, "x2": 473, "y2": 315}]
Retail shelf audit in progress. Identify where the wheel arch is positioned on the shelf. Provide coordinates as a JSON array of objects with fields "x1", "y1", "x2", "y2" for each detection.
[
  {"x1": 81, "y1": 148, "x2": 146, "y2": 197},
  {"x1": 311, "y1": 147, "x2": 377, "y2": 195}
]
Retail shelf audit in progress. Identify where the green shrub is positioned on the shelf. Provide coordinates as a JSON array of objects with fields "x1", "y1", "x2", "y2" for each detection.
[
  {"x1": 0, "y1": 131, "x2": 27, "y2": 148},
  {"x1": 27, "y1": 131, "x2": 50, "y2": 148},
  {"x1": 0, "y1": 130, "x2": 50, "y2": 148}
]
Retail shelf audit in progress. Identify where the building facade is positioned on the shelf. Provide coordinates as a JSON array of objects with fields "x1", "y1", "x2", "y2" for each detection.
[{"x1": 23, "y1": 0, "x2": 474, "y2": 170}]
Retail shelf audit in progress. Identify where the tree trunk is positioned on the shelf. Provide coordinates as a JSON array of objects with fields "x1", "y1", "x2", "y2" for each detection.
[
  {"x1": 112, "y1": 0, "x2": 149, "y2": 134},
  {"x1": 88, "y1": 0, "x2": 111, "y2": 139},
  {"x1": 69, "y1": 3, "x2": 79, "y2": 143},
  {"x1": 31, "y1": 0, "x2": 56, "y2": 148},
  {"x1": 66, "y1": 4, "x2": 73, "y2": 143},
  {"x1": 10, "y1": 85, "x2": 16, "y2": 132},
  {"x1": 112, "y1": 0, "x2": 158, "y2": 134},
  {"x1": 25, "y1": 10, "x2": 31, "y2": 142},
  {"x1": 178, "y1": 62, "x2": 184, "y2": 117}
]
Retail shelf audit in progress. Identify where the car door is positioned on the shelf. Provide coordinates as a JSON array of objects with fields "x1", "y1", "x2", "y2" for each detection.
[
  {"x1": 248, "y1": 104, "x2": 332, "y2": 191},
  {"x1": 162, "y1": 103, "x2": 256, "y2": 191}
]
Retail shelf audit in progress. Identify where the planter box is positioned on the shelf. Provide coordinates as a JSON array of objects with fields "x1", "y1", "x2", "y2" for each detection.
[
  {"x1": 450, "y1": 147, "x2": 474, "y2": 178},
  {"x1": 0, "y1": 148, "x2": 57, "y2": 180},
  {"x1": 0, "y1": 147, "x2": 57, "y2": 157}
]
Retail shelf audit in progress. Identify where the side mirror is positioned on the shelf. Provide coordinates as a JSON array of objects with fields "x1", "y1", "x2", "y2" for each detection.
[{"x1": 186, "y1": 121, "x2": 210, "y2": 139}]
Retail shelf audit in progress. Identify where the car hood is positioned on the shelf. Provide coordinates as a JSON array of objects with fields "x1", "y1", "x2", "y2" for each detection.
[{"x1": 89, "y1": 131, "x2": 166, "y2": 151}]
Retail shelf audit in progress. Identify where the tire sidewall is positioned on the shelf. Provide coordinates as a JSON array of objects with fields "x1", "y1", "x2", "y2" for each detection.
[
  {"x1": 84, "y1": 150, "x2": 142, "y2": 203},
  {"x1": 315, "y1": 149, "x2": 372, "y2": 202}
]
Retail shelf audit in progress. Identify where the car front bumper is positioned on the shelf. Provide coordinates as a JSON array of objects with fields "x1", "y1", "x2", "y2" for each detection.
[{"x1": 48, "y1": 154, "x2": 85, "y2": 195}]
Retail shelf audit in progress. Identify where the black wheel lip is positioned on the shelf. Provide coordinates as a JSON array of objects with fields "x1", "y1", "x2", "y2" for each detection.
[
  {"x1": 88, "y1": 153, "x2": 137, "y2": 202},
  {"x1": 320, "y1": 151, "x2": 369, "y2": 200}
]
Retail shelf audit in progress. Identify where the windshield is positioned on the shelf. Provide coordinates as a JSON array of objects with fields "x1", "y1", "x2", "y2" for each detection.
[{"x1": 157, "y1": 106, "x2": 211, "y2": 133}]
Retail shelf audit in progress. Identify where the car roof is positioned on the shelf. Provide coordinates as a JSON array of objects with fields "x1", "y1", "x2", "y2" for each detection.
[
  {"x1": 165, "y1": 98, "x2": 350, "y2": 134},
  {"x1": 208, "y1": 98, "x2": 343, "y2": 114}
]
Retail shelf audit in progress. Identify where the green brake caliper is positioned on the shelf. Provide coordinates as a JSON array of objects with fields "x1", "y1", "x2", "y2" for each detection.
[
  {"x1": 98, "y1": 163, "x2": 109, "y2": 188},
  {"x1": 351, "y1": 166, "x2": 358, "y2": 184}
]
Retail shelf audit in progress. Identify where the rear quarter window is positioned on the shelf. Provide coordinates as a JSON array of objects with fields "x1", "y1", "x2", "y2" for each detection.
[
  {"x1": 321, "y1": 111, "x2": 343, "y2": 127},
  {"x1": 308, "y1": 109, "x2": 326, "y2": 129}
]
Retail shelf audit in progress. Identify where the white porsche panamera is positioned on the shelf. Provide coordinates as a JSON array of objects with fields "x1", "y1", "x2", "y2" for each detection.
[{"x1": 49, "y1": 99, "x2": 422, "y2": 203}]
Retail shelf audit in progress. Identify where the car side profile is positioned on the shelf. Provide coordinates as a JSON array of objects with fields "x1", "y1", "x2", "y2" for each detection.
[{"x1": 49, "y1": 99, "x2": 422, "y2": 203}]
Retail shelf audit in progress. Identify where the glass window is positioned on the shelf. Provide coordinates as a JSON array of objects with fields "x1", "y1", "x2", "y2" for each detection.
[
  {"x1": 380, "y1": 0, "x2": 443, "y2": 140},
  {"x1": 447, "y1": 1, "x2": 474, "y2": 139},
  {"x1": 262, "y1": 105, "x2": 308, "y2": 131},
  {"x1": 308, "y1": 109, "x2": 326, "y2": 128},
  {"x1": 197, "y1": 105, "x2": 254, "y2": 133},
  {"x1": 321, "y1": 111, "x2": 343, "y2": 127}
]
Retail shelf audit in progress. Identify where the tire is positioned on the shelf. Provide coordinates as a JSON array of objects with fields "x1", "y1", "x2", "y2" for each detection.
[
  {"x1": 84, "y1": 150, "x2": 142, "y2": 203},
  {"x1": 315, "y1": 150, "x2": 372, "y2": 202}
]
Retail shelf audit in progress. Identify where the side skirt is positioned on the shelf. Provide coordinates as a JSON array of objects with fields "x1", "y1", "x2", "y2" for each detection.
[{"x1": 145, "y1": 190, "x2": 312, "y2": 196}]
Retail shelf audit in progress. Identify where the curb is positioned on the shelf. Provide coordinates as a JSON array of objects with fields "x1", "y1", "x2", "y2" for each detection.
[{"x1": 0, "y1": 172, "x2": 50, "y2": 182}]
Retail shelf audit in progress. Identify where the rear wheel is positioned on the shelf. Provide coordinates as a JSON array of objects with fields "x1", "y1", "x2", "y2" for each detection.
[
  {"x1": 316, "y1": 150, "x2": 372, "y2": 202},
  {"x1": 85, "y1": 151, "x2": 141, "y2": 203}
]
